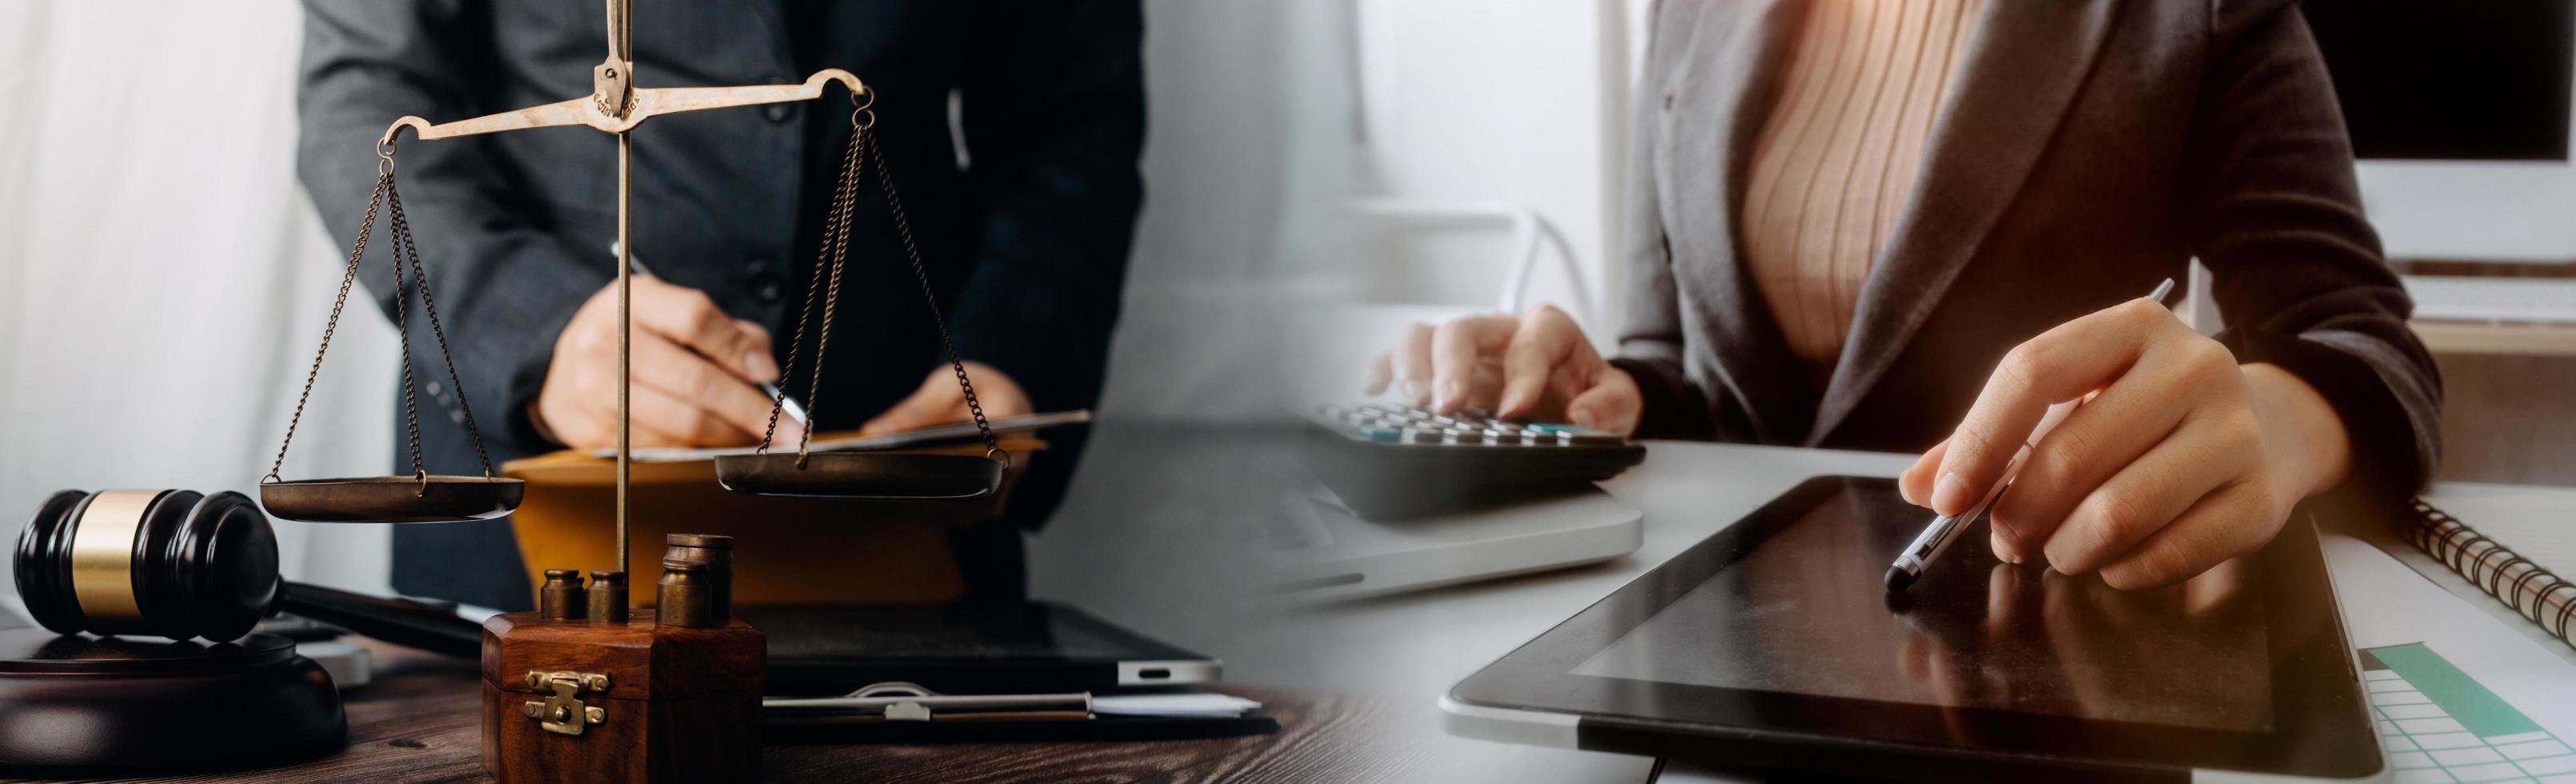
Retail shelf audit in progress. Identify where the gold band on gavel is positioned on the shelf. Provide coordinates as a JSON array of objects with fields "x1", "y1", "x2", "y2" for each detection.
[{"x1": 69, "y1": 490, "x2": 160, "y2": 635}]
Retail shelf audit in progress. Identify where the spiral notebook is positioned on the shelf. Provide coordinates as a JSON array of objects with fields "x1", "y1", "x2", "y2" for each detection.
[{"x1": 2402, "y1": 497, "x2": 2576, "y2": 650}]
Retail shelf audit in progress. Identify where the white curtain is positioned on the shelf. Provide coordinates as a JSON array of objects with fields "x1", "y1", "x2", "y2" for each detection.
[{"x1": 0, "y1": 0, "x2": 400, "y2": 606}]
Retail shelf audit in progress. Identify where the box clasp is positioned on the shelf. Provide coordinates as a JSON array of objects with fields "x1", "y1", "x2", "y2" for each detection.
[{"x1": 521, "y1": 670, "x2": 611, "y2": 736}]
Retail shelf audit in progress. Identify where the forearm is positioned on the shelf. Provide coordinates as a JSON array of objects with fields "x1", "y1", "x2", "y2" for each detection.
[
  {"x1": 2242, "y1": 362, "x2": 2351, "y2": 502},
  {"x1": 948, "y1": 0, "x2": 1146, "y2": 411},
  {"x1": 2186, "y1": 2, "x2": 2443, "y2": 502}
]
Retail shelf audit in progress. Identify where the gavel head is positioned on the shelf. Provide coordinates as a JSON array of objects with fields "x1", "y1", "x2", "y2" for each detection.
[{"x1": 14, "y1": 490, "x2": 279, "y2": 642}]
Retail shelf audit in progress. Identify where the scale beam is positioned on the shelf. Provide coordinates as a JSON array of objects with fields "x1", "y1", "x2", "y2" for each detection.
[
  {"x1": 362, "y1": 0, "x2": 863, "y2": 578},
  {"x1": 377, "y1": 70, "x2": 867, "y2": 146}
]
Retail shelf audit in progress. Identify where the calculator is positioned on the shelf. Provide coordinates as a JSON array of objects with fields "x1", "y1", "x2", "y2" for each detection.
[{"x1": 1297, "y1": 403, "x2": 1647, "y2": 519}]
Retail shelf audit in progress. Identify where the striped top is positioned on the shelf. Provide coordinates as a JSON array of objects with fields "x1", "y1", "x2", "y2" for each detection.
[{"x1": 1739, "y1": 0, "x2": 1985, "y2": 382}]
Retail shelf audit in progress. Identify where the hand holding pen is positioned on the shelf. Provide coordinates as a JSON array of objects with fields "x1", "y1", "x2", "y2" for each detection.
[
  {"x1": 1892, "y1": 275, "x2": 2358, "y2": 590},
  {"x1": 1886, "y1": 279, "x2": 2169, "y2": 591},
  {"x1": 527, "y1": 248, "x2": 807, "y2": 450},
  {"x1": 1888, "y1": 276, "x2": 2356, "y2": 591}
]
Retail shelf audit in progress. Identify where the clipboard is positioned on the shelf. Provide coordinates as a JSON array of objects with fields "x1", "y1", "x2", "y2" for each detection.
[{"x1": 498, "y1": 430, "x2": 1054, "y2": 607}]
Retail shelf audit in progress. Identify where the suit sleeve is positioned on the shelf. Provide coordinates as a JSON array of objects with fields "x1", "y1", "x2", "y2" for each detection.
[
  {"x1": 2184, "y1": 1, "x2": 2444, "y2": 507},
  {"x1": 1610, "y1": 1, "x2": 1717, "y2": 440},
  {"x1": 946, "y1": 0, "x2": 1147, "y2": 414},
  {"x1": 298, "y1": 0, "x2": 606, "y2": 458}
]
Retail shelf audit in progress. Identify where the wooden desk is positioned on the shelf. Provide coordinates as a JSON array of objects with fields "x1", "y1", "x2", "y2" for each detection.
[{"x1": 8, "y1": 641, "x2": 1429, "y2": 784}]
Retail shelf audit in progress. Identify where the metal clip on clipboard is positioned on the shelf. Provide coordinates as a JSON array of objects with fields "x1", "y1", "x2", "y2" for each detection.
[{"x1": 763, "y1": 682, "x2": 1094, "y2": 723}]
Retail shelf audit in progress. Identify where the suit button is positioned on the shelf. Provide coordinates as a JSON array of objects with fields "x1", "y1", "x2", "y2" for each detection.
[
  {"x1": 1662, "y1": 93, "x2": 1674, "y2": 110},
  {"x1": 747, "y1": 258, "x2": 783, "y2": 302},
  {"x1": 765, "y1": 104, "x2": 793, "y2": 122}
]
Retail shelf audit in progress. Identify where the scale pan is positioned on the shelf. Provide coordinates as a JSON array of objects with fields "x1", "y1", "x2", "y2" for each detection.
[
  {"x1": 713, "y1": 452, "x2": 1004, "y2": 500},
  {"x1": 259, "y1": 475, "x2": 525, "y2": 523}
]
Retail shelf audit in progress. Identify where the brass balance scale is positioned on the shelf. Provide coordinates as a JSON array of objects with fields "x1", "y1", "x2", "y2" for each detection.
[{"x1": 6, "y1": 2, "x2": 1002, "y2": 780}]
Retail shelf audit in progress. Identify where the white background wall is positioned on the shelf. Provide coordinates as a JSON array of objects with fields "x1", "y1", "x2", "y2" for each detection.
[
  {"x1": 0, "y1": 1, "x2": 401, "y2": 606},
  {"x1": 1341, "y1": 0, "x2": 1634, "y2": 323}
]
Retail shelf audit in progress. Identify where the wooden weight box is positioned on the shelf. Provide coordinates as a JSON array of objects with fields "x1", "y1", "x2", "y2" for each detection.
[{"x1": 480, "y1": 611, "x2": 764, "y2": 783}]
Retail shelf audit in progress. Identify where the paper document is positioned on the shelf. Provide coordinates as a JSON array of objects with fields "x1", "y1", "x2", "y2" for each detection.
[
  {"x1": 2327, "y1": 535, "x2": 2576, "y2": 784},
  {"x1": 1090, "y1": 693, "x2": 1263, "y2": 718},
  {"x1": 591, "y1": 410, "x2": 1091, "y2": 462}
]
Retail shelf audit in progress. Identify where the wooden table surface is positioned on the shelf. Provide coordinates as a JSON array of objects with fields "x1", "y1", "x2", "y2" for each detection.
[{"x1": 6, "y1": 641, "x2": 1436, "y2": 784}]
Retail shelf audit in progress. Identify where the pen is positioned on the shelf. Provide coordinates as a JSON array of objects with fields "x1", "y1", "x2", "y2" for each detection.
[
  {"x1": 613, "y1": 243, "x2": 808, "y2": 425},
  {"x1": 1883, "y1": 278, "x2": 2174, "y2": 592}
]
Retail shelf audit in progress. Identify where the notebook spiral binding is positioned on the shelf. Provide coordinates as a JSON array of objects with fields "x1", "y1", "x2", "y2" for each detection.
[{"x1": 2406, "y1": 498, "x2": 2576, "y2": 649}]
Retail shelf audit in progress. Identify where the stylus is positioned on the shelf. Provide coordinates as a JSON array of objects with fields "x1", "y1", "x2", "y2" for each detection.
[
  {"x1": 1884, "y1": 278, "x2": 2174, "y2": 592},
  {"x1": 613, "y1": 243, "x2": 808, "y2": 424}
]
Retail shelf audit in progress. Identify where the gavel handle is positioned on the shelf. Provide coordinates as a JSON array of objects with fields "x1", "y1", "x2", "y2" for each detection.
[{"x1": 278, "y1": 582, "x2": 483, "y2": 658}]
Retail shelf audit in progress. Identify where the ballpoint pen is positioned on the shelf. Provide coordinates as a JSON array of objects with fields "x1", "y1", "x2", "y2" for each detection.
[
  {"x1": 613, "y1": 243, "x2": 808, "y2": 425},
  {"x1": 1883, "y1": 277, "x2": 2175, "y2": 592}
]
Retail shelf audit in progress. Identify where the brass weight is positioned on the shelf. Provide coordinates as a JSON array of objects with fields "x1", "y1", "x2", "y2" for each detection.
[
  {"x1": 539, "y1": 570, "x2": 586, "y2": 620},
  {"x1": 586, "y1": 570, "x2": 629, "y2": 623}
]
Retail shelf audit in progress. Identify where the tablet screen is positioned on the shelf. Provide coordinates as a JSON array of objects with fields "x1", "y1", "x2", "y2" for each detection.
[
  {"x1": 1448, "y1": 476, "x2": 2379, "y2": 779},
  {"x1": 1571, "y1": 481, "x2": 2275, "y2": 732}
]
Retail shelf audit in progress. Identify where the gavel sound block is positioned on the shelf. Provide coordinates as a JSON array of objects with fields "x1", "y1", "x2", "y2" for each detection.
[{"x1": 5, "y1": 490, "x2": 346, "y2": 770}]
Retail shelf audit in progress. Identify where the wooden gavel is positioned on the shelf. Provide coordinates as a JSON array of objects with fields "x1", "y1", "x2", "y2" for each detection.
[{"x1": 15, "y1": 489, "x2": 481, "y2": 655}]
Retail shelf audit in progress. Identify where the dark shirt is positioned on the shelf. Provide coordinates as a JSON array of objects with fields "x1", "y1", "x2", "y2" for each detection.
[{"x1": 296, "y1": 0, "x2": 1144, "y2": 610}]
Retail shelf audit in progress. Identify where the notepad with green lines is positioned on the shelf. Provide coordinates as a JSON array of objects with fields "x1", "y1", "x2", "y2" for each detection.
[{"x1": 2362, "y1": 643, "x2": 2575, "y2": 783}]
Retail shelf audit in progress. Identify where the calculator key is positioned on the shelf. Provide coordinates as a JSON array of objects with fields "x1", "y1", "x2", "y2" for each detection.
[
  {"x1": 1523, "y1": 422, "x2": 1583, "y2": 434},
  {"x1": 1402, "y1": 427, "x2": 1446, "y2": 444},
  {"x1": 1447, "y1": 430, "x2": 1486, "y2": 445},
  {"x1": 1358, "y1": 425, "x2": 1403, "y2": 442},
  {"x1": 1482, "y1": 428, "x2": 1522, "y2": 445}
]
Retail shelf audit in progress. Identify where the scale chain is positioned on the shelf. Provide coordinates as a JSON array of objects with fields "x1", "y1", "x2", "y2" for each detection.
[
  {"x1": 387, "y1": 186, "x2": 423, "y2": 480},
  {"x1": 864, "y1": 126, "x2": 1000, "y2": 460},
  {"x1": 759, "y1": 94, "x2": 866, "y2": 455},
  {"x1": 266, "y1": 167, "x2": 390, "y2": 483},
  {"x1": 386, "y1": 186, "x2": 498, "y2": 478},
  {"x1": 756, "y1": 102, "x2": 1003, "y2": 466},
  {"x1": 266, "y1": 141, "x2": 498, "y2": 487},
  {"x1": 798, "y1": 135, "x2": 860, "y2": 464}
]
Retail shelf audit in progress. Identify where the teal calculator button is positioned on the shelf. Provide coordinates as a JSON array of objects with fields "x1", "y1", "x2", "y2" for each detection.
[{"x1": 1359, "y1": 425, "x2": 1402, "y2": 442}]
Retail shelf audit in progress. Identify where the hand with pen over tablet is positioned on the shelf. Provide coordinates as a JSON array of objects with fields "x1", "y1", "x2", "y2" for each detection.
[{"x1": 1897, "y1": 298, "x2": 2356, "y2": 590}]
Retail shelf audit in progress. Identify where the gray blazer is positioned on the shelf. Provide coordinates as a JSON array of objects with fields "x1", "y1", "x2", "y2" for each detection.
[{"x1": 1610, "y1": 0, "x2": 2442, "y2": 501}]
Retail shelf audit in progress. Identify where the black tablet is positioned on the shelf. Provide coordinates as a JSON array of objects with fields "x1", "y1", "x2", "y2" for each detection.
[{"x1": 1443, "y1": 476, "x2": 2382, "y2": 782}]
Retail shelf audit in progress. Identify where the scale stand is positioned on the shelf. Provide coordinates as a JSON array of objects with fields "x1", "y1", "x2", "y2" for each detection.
[{"x1": 257, "y1": 1, "x2": 1009, "y2": 780}]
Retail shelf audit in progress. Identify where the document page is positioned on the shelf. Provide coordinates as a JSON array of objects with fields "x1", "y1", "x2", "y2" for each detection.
[{"x1": 2325, "y1": 535, "x2": 2576, "y2": 784}]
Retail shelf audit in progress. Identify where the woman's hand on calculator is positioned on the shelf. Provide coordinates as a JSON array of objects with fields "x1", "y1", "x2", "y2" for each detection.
[{"x1": 1364, "y1": 305, "x2": 1643, "y2": 435}]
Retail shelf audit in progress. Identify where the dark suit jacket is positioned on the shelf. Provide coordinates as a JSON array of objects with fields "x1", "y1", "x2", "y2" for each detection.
[
  {"x1": 1610, "y1": 0, "x2": 2442, "y2": 502},
  {"x1": 296, "y1": 0, "x2": 1144, "y2": 610}
]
